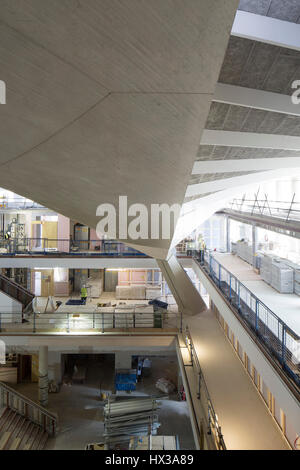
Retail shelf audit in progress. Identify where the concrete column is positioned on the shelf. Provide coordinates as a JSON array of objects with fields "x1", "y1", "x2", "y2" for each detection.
[
  {"x1": 48, "y1": 351, "x2": 62, "y2": 384},
  {"x1": 39, "y1": 346, "x2": 48, "y2": 407},
  {"x1": 226, "y1": 216, "x2": 231, "y2": 253},
  {"x1": 115, "y1": 351, "x2": 132, "y2": 370}
]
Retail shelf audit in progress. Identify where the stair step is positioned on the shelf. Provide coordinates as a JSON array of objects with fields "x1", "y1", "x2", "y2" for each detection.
[
  {"x1": 23, "y1": 425, "x2": 40, "y2": 450},
  {"x1": 0, "y1": 431, "x2": 12, "y2": 450},
  {"x1": 0, "y1": 408, "x2": 10, "y2": 430},
  {"x1": 38, "y1": 432, "x2": 49, "y2": 450},
  {"x1": 0, "y1": 408, "x2": 50, "y2": 451},
  {"x1": 19, "y1": 422, "x2": 35, "y2": 449},
  {"x1": 31, "y1": 428, "x2": 45, "y2": 450},
  {"x1": 10, "y1": 437, "x2": 22, "y2": 450}
]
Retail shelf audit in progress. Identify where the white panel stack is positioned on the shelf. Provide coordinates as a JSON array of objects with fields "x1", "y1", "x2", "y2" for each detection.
[
  {"x1": 145, "y1": 286, "x2": 161, "y2": 300},
  {"x1": 260, "y1": 254, "x2": 273, "y2": 285},
  {"x1": 115, "y1": 307, "x2": 134, "y2": 328},
  {"x1": 235, "y1": 241, "x2": 253, "y2": 265},
  {"x1": 231, "y1": 242, "x2": 237, "y2": 254},
  {"x1": 134, "y1": 305, "x2": 154, "y2": 328},
  {"x1": 294, "y1": 268, "x2": 300, "y2": 296},
  {"x1": 271, "y1": 262, "x2": 294, "y2": 294}
]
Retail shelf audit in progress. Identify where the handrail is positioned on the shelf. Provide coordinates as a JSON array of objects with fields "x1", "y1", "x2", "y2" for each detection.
[
  {"x1": 0, "y1": 380, "x2": 58, "y2": 435},
  {"x1": 0, "y1": 310, "x2": 180, "y2": 334},
  {"x1": 199, "y1": 251, "x2": 300, "y2": 389},
  {"x1": 0, "y1": 237, "x2": 148, "y2": 257},
  {"x1": 184, "y1": 328, "x2": 226, "y2": 451},
  {"x1": 0, "y1": 273, "x2": 34, "y2": 309},
  {"x1": 0, "y1": 274, "x2": 34, "y2": 299}
]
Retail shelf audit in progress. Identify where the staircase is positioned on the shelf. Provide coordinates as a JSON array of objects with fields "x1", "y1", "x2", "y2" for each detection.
[
  {"x1": 0, "y1": 381, "x2": 57, "y2": 451},
  {"x1": 0, "y1": 274, "x2": 34, "y2": 313},
  {"x1": 0, "y1": 408, "x2": 48, "y2": 450}
]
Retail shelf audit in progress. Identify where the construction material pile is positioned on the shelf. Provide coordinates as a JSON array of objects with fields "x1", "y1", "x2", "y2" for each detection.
[
  {"x1": 103, "y1": 396, "x2": 161, "y2": 439},
  {"x1": 156, "y1": 377, "x2": 176, "y2": 394}
]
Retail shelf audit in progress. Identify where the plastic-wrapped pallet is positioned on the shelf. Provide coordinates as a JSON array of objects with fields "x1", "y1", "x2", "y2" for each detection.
[
  {"x1": 131, "y1": 285, "x2": 146, "y2": 300},
  {"x1": 145, "y1": 285, "x2": 161, "y2": 300},
  {"x1": 271, "y1": 262, "x2": 294, "y2": 293},
  {"x1": 260, "y1": 254, "x2": 273, "y2": 284},
  {"x1": 116, "y1": 286, "x2": 132, "y2": 300},
  {"x1": 97, "y1": 307, "x2": 114, "y2": 328},
  {"x1": 115, "y1": 307, "x2": 134, "y2": 327},
  {"x1": 116, "y1": 285, "x2": 146, "y2": 300},
  {"x1": 231, "y1": 242, "x2": 237, "y2": 254},
  {"x1": 294, "y1": 281, "x2": 300, "y2": 296},
  {"x1": 134, "y1": 305, "x2": 154, "y2": 328}
]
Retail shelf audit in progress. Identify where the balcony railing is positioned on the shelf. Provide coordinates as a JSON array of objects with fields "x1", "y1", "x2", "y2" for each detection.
[
  {"x1": 0, "y1": 238, "x2": 148, "y2": 257},
  {"x1": 199, "y1": 252, "x2": 300, "y2": 389},
  {"x1": 0, "y1": 310, "x2": 180, "y2": 334}
]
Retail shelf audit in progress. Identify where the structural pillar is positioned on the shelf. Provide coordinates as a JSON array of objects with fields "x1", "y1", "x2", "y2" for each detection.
[
  {"x1": 39, "y1": 346, "x2": 48, "y2": 407},
  {"x1": 115, "y1": 352, "x2": 132, "y2": 370}
]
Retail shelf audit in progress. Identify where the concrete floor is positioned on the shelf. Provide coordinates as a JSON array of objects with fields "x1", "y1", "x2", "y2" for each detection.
[
  {"x1": 12, "y1": 355, "x2": 195, "y2": 450},
  {"x1": 187, "y1": 310, "x2": 289, "y2": 450},
  {"x1": 213, "y1": 253, "x2": 300, "y2": 336}
]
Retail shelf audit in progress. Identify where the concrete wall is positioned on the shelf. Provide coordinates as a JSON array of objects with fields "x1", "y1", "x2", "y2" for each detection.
[{"x1": 157, "y1": 254, "x2": 206, "y2": 315}]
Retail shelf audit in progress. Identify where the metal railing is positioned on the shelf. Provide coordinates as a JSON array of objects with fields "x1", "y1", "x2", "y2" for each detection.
[
  {"x1": 0, "y1": 197, "x2": 44, "y2": 211},
  {"x1": 0, "y1": 381, "x2": 57, "y2": 436},
  {"x1": 201, "y1": 252, "x2": 300, "y2": 389},
  {"x1": 0, "y1": 310, "x2": 180, "y2": 333},
  {"x1": 184, "y1": 328, "x2": 226, "y2": 451},
  {"x1": 0, "y1": 238, "x2": 148, "y2": 257},
  {"x1": 0, "y1": 274, "x2": 34, "y2": 310},
  {"x1": 228, "y1": 195, "x2": 300, "y2": 223}
]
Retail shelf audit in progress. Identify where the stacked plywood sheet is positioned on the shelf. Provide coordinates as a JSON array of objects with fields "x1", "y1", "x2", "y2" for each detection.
[{"x1": 104, "y1": 397, "x2": 160, "y2": 440}]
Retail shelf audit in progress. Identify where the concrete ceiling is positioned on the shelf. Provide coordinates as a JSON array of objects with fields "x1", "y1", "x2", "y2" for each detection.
[
  {"x1": 0, "y1": 0, "x2": 239, "y2": 259},
  {"x1": 238, "y1": 0, "x2": 300, "y2": 23},
  {"x1": 175, "y1": 4, "x2": 300, "y2": 244}
]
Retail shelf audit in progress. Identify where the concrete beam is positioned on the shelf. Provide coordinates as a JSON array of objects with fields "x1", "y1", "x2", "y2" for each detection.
[
  {"x1": 201, "y1": 130, "x2": 300, "y2": 151},
  {"x1": 186, "y1": 167, "x2": 300, "y2": 198},
  {"x1": 192, "y1": 157, "x2": 300, "y2": 174},
  {"x1": 232, "y1": 11, "x2": 300, "y2": 51},
  {"x1": 214, "y1": 84, "x2": 300, "y2": 117},
  {"x1": 0, "y1": 257, "x2": 158, "y2": 270}
]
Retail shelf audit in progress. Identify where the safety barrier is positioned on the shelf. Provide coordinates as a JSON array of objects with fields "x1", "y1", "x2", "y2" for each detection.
[
  {"x1": 200, "y1": 252, "x2": 300, "y2": 389},
  {"x1": 0, "y1": 310, "x2": 180, "y2": 333},
  {"x1": 0, "y1": 238, "x2": 148, "y2": 257}
]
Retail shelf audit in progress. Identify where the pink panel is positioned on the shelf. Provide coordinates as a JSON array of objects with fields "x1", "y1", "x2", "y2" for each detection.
[
  {"x1": 90, "y1": 228, "x2": 102, "y2": 251},
  {"x1": 57, "y1": 214, "x2": 70, "y2": 252},
  {"x1": 131, "y1": 270, "x2": 146, "y2": 284},
  {"x1": 118, "y1": 270, "x2": 129, "y2": 286}
]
